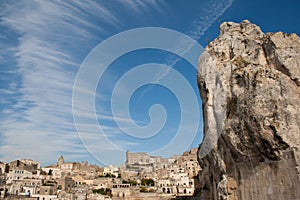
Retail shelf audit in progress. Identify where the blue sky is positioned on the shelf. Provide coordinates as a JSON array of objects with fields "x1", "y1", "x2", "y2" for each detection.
[{"x1": 0, "y1": 0, "x2": 299, "y2": 166}]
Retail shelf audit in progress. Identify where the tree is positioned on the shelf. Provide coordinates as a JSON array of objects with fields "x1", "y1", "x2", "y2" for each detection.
[
  {"x1": 92, "y1": 188, "x2": 111, "y2": 196},
  {"x1": 140, "y1": 187, "x2": 148, "y2": 193},
  {"x1": 141, "y1": 178, "x2": 154, "y2": 186},
  {"x1": 122, "y1": 179, "x2": 137, "y2": 186}
]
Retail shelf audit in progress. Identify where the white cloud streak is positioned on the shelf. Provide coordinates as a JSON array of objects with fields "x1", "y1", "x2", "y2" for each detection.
[
  {"x1": 138, "y1": 0, "x2": 234, "y2": 99},
  {"x1": 158, "y1": 0, "x2": 234, "y2": 81},
  {"x1": 0, "y1": 0, "x2": 167, "y2": 165},
  {"x1": 0, "y1": 0, "x2": 232, "y2": 165}
]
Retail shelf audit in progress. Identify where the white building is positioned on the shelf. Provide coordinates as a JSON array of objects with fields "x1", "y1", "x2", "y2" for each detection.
[{"x1": 103, "y1": 166, "x2": 119, "y2": 178}]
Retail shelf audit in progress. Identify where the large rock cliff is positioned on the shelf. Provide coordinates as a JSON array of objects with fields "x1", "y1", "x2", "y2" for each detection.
[{"x1": 197, "y1": 20, "x2": 300, "y2": 200}]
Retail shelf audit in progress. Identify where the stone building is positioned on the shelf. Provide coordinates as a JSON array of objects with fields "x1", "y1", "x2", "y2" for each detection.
[
  {"x1": 122, "y1": 151, "x2": 177, "y2": 181},
  {"x1": 157, "y1": 172, "x2": 195, "y2": 196},
  {"x1": 31, "y1": 185, "x2": 57, "y2": 200},
  {"x1": 20, "y1": 159, "x2": 41, "y2": 170},
  {"x1": 0, "y1": 162, "x2": 8, "y2": 174},
  {"x1": 173, "y1": 148, "x2": 200, "y2": 178},
  {"x1": 9, "y1": 160, "x2": 40, "y2": 174},
  {"x1": 73, "y1": 174, "x2": 85, "y2": 185},
  {"x1": 11, "y1": 178, "x2": 42, "y2": 196},
  {"x1": 0, "y1": 151, "x2": 200, "y2": 199},
  {"x1": 57, "y1": 176, "x2": 75, "y2": 191},
  {"x1": 111, "y1": 184, "x2": 131, "y2": 198},
  {"x1": 43, "y1": 155, "x2": 103, "y2": 180},
  {"x1": 126, "y1": 151, "x2": 151, "y2": 165},
  {"x1": 93, "y1": 178, "x2": 113, "y2": 189},
  {"x1": 103, "y1": 166, "x2": 119, "y2": 178},
  {"x1": 6, "y1": 169, "x2": 33, "y2": 184},
  {"x1": 155, "y1": 148, "x2": 200, "y2": 196},
  {"x1": 58, "y1": 155, "x2": 64, "y2": 166}
]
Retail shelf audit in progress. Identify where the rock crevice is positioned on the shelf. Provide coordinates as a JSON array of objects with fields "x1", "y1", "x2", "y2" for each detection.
[{"x1": 197, "y1": 20, "x2": 300, "y2": 200}]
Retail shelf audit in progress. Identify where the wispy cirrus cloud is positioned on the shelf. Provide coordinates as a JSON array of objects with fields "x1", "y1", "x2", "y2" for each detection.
[
  {"x1": 138, "y1": 0, "x2": 234, "y2": 98},
  {"x1": 0, "y1": 0, "x2": 170, "y2": 165},
  {"x1": 165, "y1": 0, "x2": 234, "y2": 70},
  {"x1": 120, "y1": 0, "x2": 167, "y2": 15},
  {"x1": 0, "y1": 0, "x2": 233, "y2": 165}
]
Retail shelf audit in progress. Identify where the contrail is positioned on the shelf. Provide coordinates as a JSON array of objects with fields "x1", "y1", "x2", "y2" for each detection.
[{"x1": 139, "y1": 0, "x2": 234, "y2": 98}]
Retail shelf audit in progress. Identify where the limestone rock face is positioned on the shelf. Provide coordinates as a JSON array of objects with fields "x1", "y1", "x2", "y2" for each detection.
[{"x1": 197, "y1": 20, "x2": 300, "y2": 200}]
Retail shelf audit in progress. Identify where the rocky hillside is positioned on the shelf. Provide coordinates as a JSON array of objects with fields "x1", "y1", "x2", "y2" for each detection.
[{"x1": 197, "y1": 20, "x2": 300, "y2": 200}]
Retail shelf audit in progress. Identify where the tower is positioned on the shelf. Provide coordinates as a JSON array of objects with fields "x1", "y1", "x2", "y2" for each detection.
[{"x1": 58, "y1": 155, "x2": 64, "y2": 166}]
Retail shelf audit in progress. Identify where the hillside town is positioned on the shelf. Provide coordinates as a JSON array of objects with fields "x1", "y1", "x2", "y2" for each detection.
[{"x1": 0, "y1": 148, "x2": 200, "y2": 200}]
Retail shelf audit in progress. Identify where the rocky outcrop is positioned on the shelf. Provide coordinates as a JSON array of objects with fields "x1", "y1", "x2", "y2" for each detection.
[{"x1": 197, "y1": 20, "x2": 300, "y2": 200}]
